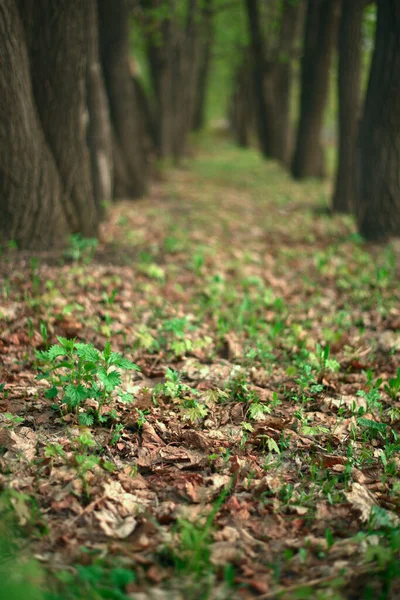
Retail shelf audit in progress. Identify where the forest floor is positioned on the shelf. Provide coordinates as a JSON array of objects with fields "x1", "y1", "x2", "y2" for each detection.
[{"x1": 1, "y1": 133, "x2": 400, "y2": 600}]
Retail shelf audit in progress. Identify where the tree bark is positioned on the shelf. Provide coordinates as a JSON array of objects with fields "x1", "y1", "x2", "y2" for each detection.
[
  {"x1": 192, "y1": 0, "x2": 214, "y2": 131},
  {"x1": 229, "y1": 55, "x2": 255, "y2": 148},
  {"x1": 0, "y1": 0, "x2": 71, "y2": 250},
  {"x1": 142, "y1": 0, "x2": 201, "y2": 161},
  {"x1": 98, "y1": 0, "x2": 147, "y2": 198},
  {"x1": 245, "y1": 0, "x2": 304, "y2": 164},
  {"x1": 332, "y1": 0, "x2": 368, "y2": 213},
  {"x1": 291, "y1": 0, "x2": 341, "y2": 179},
  {"x1": 245, "y1": 0, "x2": 272, "y2": 158},
  {"x1": 356, "y1": 0, "x2": 400, "y2": 240},
  {"x1": 86, "y1": 0, "x2": 113, "y2": 217},
  {"x1": 19, "y1": 0, "x2": 98, "y2": 236}
]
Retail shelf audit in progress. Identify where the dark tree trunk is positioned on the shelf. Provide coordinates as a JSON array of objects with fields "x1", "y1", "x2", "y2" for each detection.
[
  {"x1": 19, "y1": 0, "x2": 98, "y2": 236},
  {"x1": 332, "y1": 0, "x2": 368, "y2": 213},
  {"x1": 0, "y1": 0, "x2": 68, "y2": 250},
  {"x1": 192, "y1": 0, "x2": 214, "y2": 131},
  {"x1": 143, "y1": 0, "x2": 201, "y2": 161},
  {"x1": 86, "y1": 0, "x2": 113, "y2": 217},
  {"x1": 291, "y1": 0, "x2": 341, "y2": 180},
  {"x1": 245, "y1": 0, "x2": 272, "y2": 158},
  {"x1": 98, "y1": 0, "x2": 147, "y2": 198},
  {"x1": 245, "y1": 0, "x2": 304, "y2": 164},
  {"x1": 229, "y1": 55, "x2": 255, "y2": 148},
  {"x1": 356, "y1": 0, "x2": 400, "y2": 240}
]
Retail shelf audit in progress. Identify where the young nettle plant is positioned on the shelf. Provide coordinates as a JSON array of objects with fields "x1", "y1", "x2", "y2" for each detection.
[
  {"x1": 36, "y1": 337, "x2": 139, "y2": 426},
  {"x1": 154, "y1": 368, "x2": 208, "y2": 422},
  {"x1": 384, "y1": 367, "x2": 400, "y2": 401}
]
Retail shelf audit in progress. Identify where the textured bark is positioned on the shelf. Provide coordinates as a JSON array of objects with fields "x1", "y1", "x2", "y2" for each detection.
[
  {"x1": 245, "y1": 0, "x2": 304, "y2": 164},
  {"x1": 98, "y1": 0, "x2": 147, "y2": 198},
  {"x1": 245, "y1": 0, "x2": 272, "y2": 157},
  {"x1": 142, "y1": 0, "x2": 201, "y2": 161},
  {"x1": 356, "y1": 0, "x2": 400, "y2": 240},
  {"x1": 86, "y1": 0, "x2": 113, "y2": 217},
  {"x1": 332, "y1": 0, "x2": 368, "y2": 213},
  {"x1": 229, "y1": 56, "x2": 255, "y2": 148},
  {"x1": 291, "y1": 0, "x2": 341, "y2": 179},
  {"x1": 19, "y1": 0, "x2": 98, "y2": 236},
  {"x1": 0, "y1": 0, "x2": 68, "y2": 250},
  {"x1": 192, "y1": 0, "x2": 214, "y2": 131}
]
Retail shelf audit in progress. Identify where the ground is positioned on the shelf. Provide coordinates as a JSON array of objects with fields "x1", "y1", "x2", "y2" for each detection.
[{"x1": 1, "y1": 133, "x2": 400, "y2": 600}]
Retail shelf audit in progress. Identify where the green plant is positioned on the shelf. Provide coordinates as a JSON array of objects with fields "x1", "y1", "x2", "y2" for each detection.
[
  {"x1": 65, "y1": 234, "x2": 98, "y2": 264},
  {"x1": 36, "y1": 338, "x2": 139, "y2": 425},
  {"x1": 169, "y1": 479, "x2": 233, "y2": 590},
  {"x1": 384, "y1": 368, "x2": 400, "y2": 401}
]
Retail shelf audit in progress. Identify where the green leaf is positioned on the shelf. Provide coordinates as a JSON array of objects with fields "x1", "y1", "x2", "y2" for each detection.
[
  {"x1": 65, "y1": 384, "x2": 88, "y2": 406},
  {"x1": 75, "y1": 343, "x2": 100, "y2": 362},
  {"x1": 79, "y1": 412, "x2": 94, "y2": 426},
  {"x1": 119, "y1": 392, "x2": 134, "y2": 403},
  {"x1": 98, "y1": 368, "x2": 121, "y2": 392},
  {"x1": 357, "y1": 417, "x2": 387, "y2": 433},
  {"x1": 103, "y1": 341, "x2": 112, "y2": 362},
  {"x1": 45, "y1": 386, "x2": 58, "y2": 399},
  {"x1": 0, "y1": 383, "x2": 6, "y2": 392},
  {"x1": 56, "y1": 336, "x2": 75, "y2": 351},
  {"x1": 47, "y1": 345, "x2": 67, "y2": 361},
  {"x1": 109, "y1": 352, "x2": 140, "y2": 371}
]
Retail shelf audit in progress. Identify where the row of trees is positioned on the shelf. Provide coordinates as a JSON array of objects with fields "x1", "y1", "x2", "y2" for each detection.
[
  {"x1": 231, "y1": 0, "x2": 400, "y2": 240},
  {"x1": 0, "y1": 0, "x2": 213, "y2": 249},
  {"x1": 0, "y1": 0, "x2": 399, "y2": 249}
]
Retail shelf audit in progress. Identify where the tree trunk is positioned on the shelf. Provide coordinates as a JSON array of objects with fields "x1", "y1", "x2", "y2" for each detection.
[
  {"x1": 19, "y1": 0, "x2": 98, "y2": 236},
  {"x1": 291, "y1": 0, "x2": 341, "y2": 179},
  {"x1": 142, "y1": 0, "x2": 201, "y2": 161},
  {"x1": 98, "y1": 0, "x2": 147, "y2": 198},
  {"x1": 332, "y1": 0, "x2": 368, "y2": 213},
  {"x1": 245, "y1": 0, "x2": 273, "y2": 158},
  {"x1": 86, "y1": 0, "x2": 113, "y2": 218},
  {"x1": 229, "y1": 55, "x2": 255, "y2": 148},
  {"x1": 245, "y1": 0, "x2": 304, "y2": 164},
  {"x1": 356, "y1": 0, "x2": 400, "y2": 240},
  {"x1": 192, "y1": 0, "x2": 214, "y2": 131}
]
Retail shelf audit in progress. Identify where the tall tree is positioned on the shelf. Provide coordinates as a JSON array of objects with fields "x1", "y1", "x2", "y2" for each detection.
[
  {"x1": 332, "y1": 0, "x2": 368, "y2": 213},
  {"x1": 192, "y1": 0, "x2": 214, "y2": 131},
  {"x1": 139, "y1": 0, "x2": 201, "y2": 161},
  {"x1": 98, "y1": 0, "x2": 147, "y2": 198},
  {"x1": 19, "y1": 0, "x2": 99, "y2": 236},
  {"x1": 356, "y1": 0, "x2": 400, "y2": 240},
  {"x1": 0, "y1": 0, "x2": 100, "y2": 250},
  {"x1": 291, "y1": 0, "x2": 341, "y2": 179},
  {"x1": 87, "y1": 0, "x2": 114, "y2": 217},
  {"x1": 245, "y1": 0, "x2": 304, "y2": 164}
]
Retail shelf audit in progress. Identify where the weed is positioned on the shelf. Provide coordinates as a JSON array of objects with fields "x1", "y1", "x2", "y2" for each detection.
[
  {"x1": 36, "y1": 338, "x2": 139, "y2": 425},
  {"x1": 65, "y1": 234, "x2": 98, "y2": 264}
]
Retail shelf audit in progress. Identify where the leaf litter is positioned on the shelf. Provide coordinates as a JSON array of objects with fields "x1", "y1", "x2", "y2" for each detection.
[{"x1": 0, "y1": 137, "x2": 400, "y2": 599}]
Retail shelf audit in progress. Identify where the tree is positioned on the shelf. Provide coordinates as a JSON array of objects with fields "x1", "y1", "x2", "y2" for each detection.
[
  {"x1": 356, "y1": 0, "x2": 400, "y2": 240},
  {"x1": 98, "y1": 0, "x2": 148, "y2": 198},
  {"x1": 0, "y1": 0, "x2": 99, "y2": 250},
  {"x1": 192, "y1": 0, "x2": 214, "y2": 131},
  {"x1": 245, "y1": 0, "x2": 305, "y2": 164},
  {"x1": 332, "y1": 0, "x2": 369, "y2": 213},
  {"x1": 138, "y1": 0, "x2": 202, "y2": 161},
  {"x1": 291, "y1": 0, "x2": 341, "y2": 179},
  {"x1": 87, "y1": 0, "x2": 114, "y2": 217}
]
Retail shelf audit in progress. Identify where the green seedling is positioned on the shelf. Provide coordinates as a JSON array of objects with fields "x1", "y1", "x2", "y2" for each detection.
[
  {"x1": 36, "y1": 338, "x2": 139, "y2": 425},
  {"x1": 65, "y1": 234, "x2": 98, "y2": 264},
  {"x1": 384, "y1": 367, "x2": 400, "y2": 401}
]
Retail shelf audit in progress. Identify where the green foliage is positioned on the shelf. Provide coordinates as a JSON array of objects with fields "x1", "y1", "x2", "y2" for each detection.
[
  {"x1": 384, "y1": 368, "x2": 400, "y2": 401},
  {"x1": 36, "y1": 338, "x2": 139, "y2": 425},
  {"x1": 64, "y1": 234, "x2": 98, "y2": 264}
]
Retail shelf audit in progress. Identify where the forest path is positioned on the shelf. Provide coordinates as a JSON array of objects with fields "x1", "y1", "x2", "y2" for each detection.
[{"x1": 1, "y1": 134, "x2": 400, "y2": 599}]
